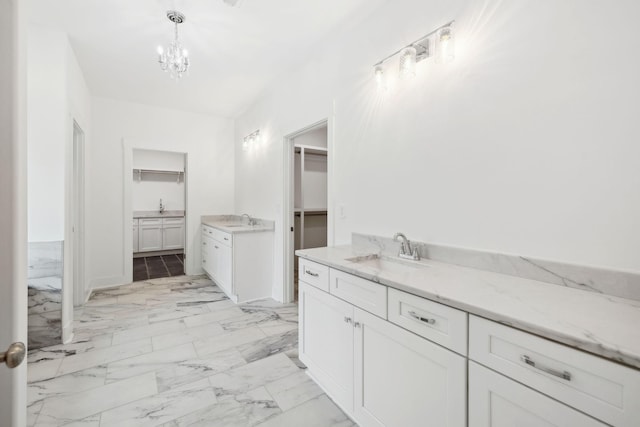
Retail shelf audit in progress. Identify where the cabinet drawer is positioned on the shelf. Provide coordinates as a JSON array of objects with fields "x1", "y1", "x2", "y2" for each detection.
[
  {"x1": 298, "y1": 258, "x2": 329, "y2": 292},
  {"x1": 329, "y1": 269, "x2": 387, "y2": 318},
  {"x1": 388, "y1": 288, "x2": 468, "y2": 355},
  {"x1": 140, "y1": 218, "x2": 161, "y2": 226},
  {"x1": 211, "y1": 228, "x2": 232, "y2": 247},
  {"x1": 162, "y1": 217, "x2": 184, "y2": 225},
  {"x1": 469, "y1": 315, "x2": 640, "y2": 427}
]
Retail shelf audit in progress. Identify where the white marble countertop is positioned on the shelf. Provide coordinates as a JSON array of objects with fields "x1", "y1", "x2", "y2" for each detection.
[
  {"x1": 134, "y1": 210, "x2": 185, "y2": 218},
  {"x1": 201, "y1": 215, "x2": 275, "y2": 234},
  {"x1": 296, "y1": 245, "x2": 640, "y2": 369}
]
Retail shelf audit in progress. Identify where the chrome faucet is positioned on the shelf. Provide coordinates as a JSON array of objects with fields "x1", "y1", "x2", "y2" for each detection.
[
  {"x1": 159, "y1": 199, "x2": 165, "y2": 213},
  {"x1": 393, "y1": 232, "x2": 420, "y2": 260},
  {"x1": 241, "y1": 213, "x2": 257, "y2": 226}
]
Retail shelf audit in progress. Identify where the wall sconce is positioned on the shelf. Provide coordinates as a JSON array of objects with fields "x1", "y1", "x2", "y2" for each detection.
[
  {"x1": 373, "y1": 21, "x2": 454, "y2": 87},
  {"x1": 242, "y1": 130, "x2": 261, "y2": 151}
]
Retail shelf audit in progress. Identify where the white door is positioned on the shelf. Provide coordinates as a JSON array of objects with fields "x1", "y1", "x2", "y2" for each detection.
[
  {"x1": 469, "y1": 362, "x2": 607, "y2": 427},
  {"x1": 298, "y1": 283, "x2": 354, "y2": 413},
  {"x1": 353, "y1": 308, "x2": 467, "y2": 427},
  {"x1": 0, "y1": 0, "x2": 28, "y2": 425}
]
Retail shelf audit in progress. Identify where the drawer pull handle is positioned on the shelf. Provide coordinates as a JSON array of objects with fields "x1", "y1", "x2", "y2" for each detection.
[
  {"x1": 224, "y1": 237, "x2": 229, "y2": 241},
  {"x1": 214, "y1": 245, "x2": 219, "y2": 249},
  {"x1": 521, "y1": 355, "x2": 571, "y2": 381},
  {"x1": 305, "y1": 269, "x2": 319, "y2": 277},
  {"x1": 408, "y1": 311, "x2": 436, "y2": 325},
  {"x1": 344, "y1": 316, "x2": 352, "y2": 324}
]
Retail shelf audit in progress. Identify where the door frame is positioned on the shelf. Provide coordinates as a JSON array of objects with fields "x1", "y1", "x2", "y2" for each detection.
[
  {"x1": 0, "y1": 0, "x2": 27, "y2": 424},
  {"x1": 71, "y1": 121, "x2": 86, "y2": 307},
  {"x1": 123, "y1": 141, "x2": 188, "y2": 284},
  {"x1": 282, "y1": 118, "x2": 334, "y2": 303}
]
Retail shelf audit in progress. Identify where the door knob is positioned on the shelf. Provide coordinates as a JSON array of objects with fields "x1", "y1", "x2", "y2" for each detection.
[{"x1": 1, "y1": 342, "x2": 26, "y2": 369}]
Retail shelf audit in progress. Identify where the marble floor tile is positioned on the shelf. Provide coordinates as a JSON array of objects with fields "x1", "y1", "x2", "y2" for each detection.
[
  {"x1": 111, "y1": 318, "x2": 186, "y2": 345},
  {"x1": 193, "y1": 326, "x2": 267, "y2": 357},
  {"x1": 236, "y1": 329, "x2": 298, "y2": 363},
  {"x1": 152, "y1": 321, "x2": 226, "y2": 351},
  {"x1": 28, "y1": 365, "x2": 107, "y2": 406},
  {"x1": 264, "y1": 370, "x2": 324, "y2": 411},
  {"x1": 57, "y1": 337, "x2": 153, "y2": 376},
  {"x1": 100, "y1": 378, "x2": 215, "y2": 427},
  {"x1": 162, "y1": 386, "x2": 281, "y2": 427},
  {"x1": 106, "y1": 342, "x2": 197, "y2": 382},
  {"x1": 207, "y1": 353, "x2": 300, "y2": 399},
  {"x1": 155, "y1": 347, "x2": 247, "y2": 392},
  {"x1": 182, "y1": 306, "x2": 245, "y2": 328},
  {"x1": 27, "y1": 275, "x2": 352, "y2": 427},
  {"x1": 38, "y1": 372, "x2": 157, "y2": 424},
  {"x1": 255, "y1": 394, "x2": 356, "y2": 427}
]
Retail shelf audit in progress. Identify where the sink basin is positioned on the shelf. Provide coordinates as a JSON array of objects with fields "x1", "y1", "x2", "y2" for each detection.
[{"x1": 344, "y1": 254, "x2": 428, "y2": 273}]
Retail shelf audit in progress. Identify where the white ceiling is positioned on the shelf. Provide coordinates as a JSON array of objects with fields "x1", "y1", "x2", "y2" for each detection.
[{"x1": 28, "y1": 0, "x2": 377, "y2": 117}]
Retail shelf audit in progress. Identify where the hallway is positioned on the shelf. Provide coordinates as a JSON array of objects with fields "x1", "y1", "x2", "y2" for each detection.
[{"x1": 26, "y1": 276, "x2": 354, "y2": 426}]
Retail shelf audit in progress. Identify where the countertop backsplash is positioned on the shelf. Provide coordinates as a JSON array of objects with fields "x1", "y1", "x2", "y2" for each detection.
[{"x1": 352, "y1": 233, "x2": 640, "y2": 301}]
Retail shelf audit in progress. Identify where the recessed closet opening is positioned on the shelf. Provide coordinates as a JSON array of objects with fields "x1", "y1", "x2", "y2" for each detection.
[
  {"x1": 131, "y1": 149, "x2": 187, "y2": 282},
  {"x1": 289, "y1": 123, "x2": 328, "y2": 301}
]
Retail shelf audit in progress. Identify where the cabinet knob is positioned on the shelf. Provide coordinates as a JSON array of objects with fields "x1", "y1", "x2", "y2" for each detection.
[
  {"x1": 354, "y1": 322, "x2": 361, "y2": 328},
  {"x1": 344, "y1": 316, "x2": 352, "y2": 324}
]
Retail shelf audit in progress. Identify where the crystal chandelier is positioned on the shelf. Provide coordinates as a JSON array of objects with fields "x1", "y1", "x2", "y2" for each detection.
[{"x1": 157, "y1": 10, "x2": 190, "y2": 80}]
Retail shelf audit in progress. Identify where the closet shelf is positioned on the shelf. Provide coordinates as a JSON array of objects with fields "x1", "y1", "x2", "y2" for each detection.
[{"x1": 133, "y1": 169, "x2": 184, "y2": 182}]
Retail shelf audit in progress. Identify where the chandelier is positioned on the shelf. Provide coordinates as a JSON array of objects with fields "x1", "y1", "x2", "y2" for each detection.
[{"x1": 157, "y1": 10, "x2": 190, "y2": 80}]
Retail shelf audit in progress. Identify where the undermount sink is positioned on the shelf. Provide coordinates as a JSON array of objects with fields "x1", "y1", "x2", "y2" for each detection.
[{"x1": 344, "y1": 254, "x2": 429, "y2": 273}]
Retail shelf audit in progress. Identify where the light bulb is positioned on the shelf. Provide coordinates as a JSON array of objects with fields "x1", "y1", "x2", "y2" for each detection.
[
  {"x1": 374, "y1": 65, "x2": 385, "y2": 90},
  {"x1": 438, "y1": 26, "x2": 455, "y2": 63},
  {"x1": 157, "y1": 46, "x2": 164, "y2": 55},
  {"x1": 183, "y1": 49, "x2": 189, "y2": 57},
  {"x1": 242, "y1": 137, "x2": 249, "y2": 151},
  {"x1": 399, "y1": 46, "x2": 417, "y2": 79}
]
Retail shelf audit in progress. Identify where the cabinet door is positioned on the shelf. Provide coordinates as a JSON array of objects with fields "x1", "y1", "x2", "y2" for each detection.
[
  {"x1": 209, "y1": 240, "x2": 232, "y2": 296},
  {"x1": 202, "y1": 235, "x2": 213, "y2": 275},
  {"x1": 299, "y1": 282, "x2": 354, "y2": 413},
  {"x1": 162, "y1": 224, "x2": 184, "y2": 250},
  {"x1": 354, "y1": 307, "x2": 466, "y2": 427},
  {"x1": 133, "y1": 225, "x2": 139, "y2": 253},
  {"x1": 469, "y1": 362, "x2": 607, "y2": 427},
  {"x1": 139, "y1": 225, "x2": 162, "y2": 252}
]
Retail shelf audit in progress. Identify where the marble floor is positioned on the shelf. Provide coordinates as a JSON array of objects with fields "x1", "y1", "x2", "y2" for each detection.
[{"x1": 27, "y1": 275, "x2": 355, "y2": 427}]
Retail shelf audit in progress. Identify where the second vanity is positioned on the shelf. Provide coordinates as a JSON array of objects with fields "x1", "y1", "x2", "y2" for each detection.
[
  {"x1": 201, "y1": 215, "x2": 274, "y2": 303},
  {"x1": 296, "y1": 239, "x2": 640, "y2": 427}
]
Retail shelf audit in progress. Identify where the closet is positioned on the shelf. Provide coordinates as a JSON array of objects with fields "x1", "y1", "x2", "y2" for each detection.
[{"x1": 293, "y1": 125, "x2": 328, "y2": 297}]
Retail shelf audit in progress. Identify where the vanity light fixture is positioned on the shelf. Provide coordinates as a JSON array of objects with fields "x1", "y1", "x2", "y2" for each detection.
[
  {"x1": 373, "y1": 21, "x2": 454, "y2": 86},
  {"x1": 243, "y1": 130, "x2": 261, "y2": 151},
  {"x1": 157, "y1": 10, "x2": 190, "y2": 80}
]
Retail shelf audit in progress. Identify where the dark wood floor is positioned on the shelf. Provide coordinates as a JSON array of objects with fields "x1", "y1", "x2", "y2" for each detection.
[{"x1": 133, "y1": 254, "x2": 184, "y2": 282}]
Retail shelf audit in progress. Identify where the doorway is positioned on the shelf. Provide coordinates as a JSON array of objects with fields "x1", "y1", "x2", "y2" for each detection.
[
  {"x1": 284, "y1": 121, "x2": 329, "y2": 302},
  {"x1": 131, "y1": 149, "x2": 187, "y2": 281}
]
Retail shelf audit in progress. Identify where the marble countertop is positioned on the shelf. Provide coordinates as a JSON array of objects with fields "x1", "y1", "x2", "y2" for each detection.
[
  {"x1": 134, "y1": 210, "x2": 185, "y2": 219},
  {"x1": 296, "y1": 245, "x2": 640, "y2": 369},
  {"x1": 201, "y1": 215, "x2": 275, "y2": 234}
]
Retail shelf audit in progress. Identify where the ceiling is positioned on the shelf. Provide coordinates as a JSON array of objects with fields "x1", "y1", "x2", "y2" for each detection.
[{"x1": 28, "y1": 0, "x2": 378, "y2": 117}]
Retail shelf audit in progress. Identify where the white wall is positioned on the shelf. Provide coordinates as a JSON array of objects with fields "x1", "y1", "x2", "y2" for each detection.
[
  {"x1": 235, "y1": 0, "x2": 640, "y2": 295},
  {"x1": 27, "y1": 25, "x2": 92, "y2": 340},
  {"x1": 87, "y1": 97, "x2": 234, "y2": 289},
  {"x1": 27, "y1": 26, "x2": 66, "y2": 242},
  {"x1": 132, "y1": 149, "x2": 185, "y2": 211}
]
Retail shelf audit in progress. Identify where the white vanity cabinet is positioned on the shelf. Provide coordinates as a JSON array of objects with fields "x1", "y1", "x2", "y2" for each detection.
[
  {"x1": 138, "y1": 218, "x2": 163, "y2": 252},
  {"x1": 135, "y1": 216, "x2": 185, "y2": 253},
  {"x1": 201, "y1": 223, "x2": 273, "y2": 303},
  {"x1": 298, "y1": 260, "x2": 467, "y2": 427}
]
